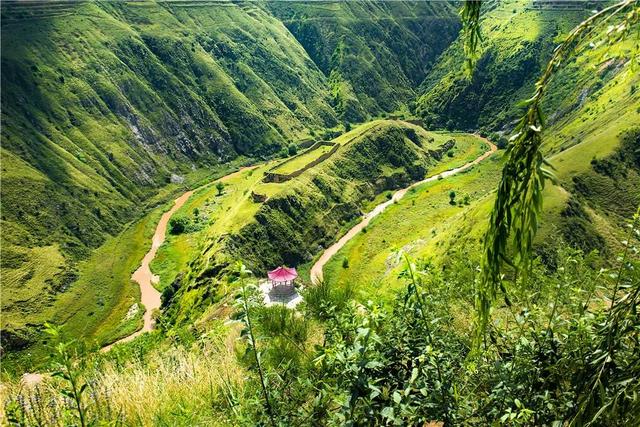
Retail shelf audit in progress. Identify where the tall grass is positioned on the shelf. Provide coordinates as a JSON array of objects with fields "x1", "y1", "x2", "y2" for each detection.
[{"x1": 2, "y1": 330, "x2": 245, "y2": 426}]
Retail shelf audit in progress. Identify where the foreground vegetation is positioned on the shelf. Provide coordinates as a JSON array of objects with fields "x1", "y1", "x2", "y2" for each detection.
[{"x1": 4, "y1": 224, "x2": 638, "y2": 425}]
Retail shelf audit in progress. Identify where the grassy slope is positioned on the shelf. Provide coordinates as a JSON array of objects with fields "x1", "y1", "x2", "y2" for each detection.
[
  {"x1": 416, "y1": 0, "x2": 586, "y2": 131},
  {"x1": 2, "y1": 160, "x2": 250, "y2": 372},
  {"x1": 150, "y1": 161, "x2": 277, "y2": 294},
  {"x1": 322, "y1": 136, "x2": 502, "y2": 300},
  {"x1": 327, "y1": 12, "x2": 640, "y2": 302},
  {"x1": 0, "y1": 0, "x2": 336, "y2": 357},
  {"x1": 0, "y1": 0, "x2": 338, "y2": 258},
  {"x1": 268, "y1": 0, "x2": 460, "y2": 122},
  {"x1": 1, "y1": 0, "x2": 461, "y2": 359}
]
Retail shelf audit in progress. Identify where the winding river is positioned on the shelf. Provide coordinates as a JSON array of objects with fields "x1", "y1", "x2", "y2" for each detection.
[
  {"x1": 310, "y1": 138, "x2": 497, "y2": 284},
  {"x1": 102, "y1": 166, "x2": 254, "y2": 351},
  {"x1": 101, "y1": 191, "x2": 193, "y2": 352}
]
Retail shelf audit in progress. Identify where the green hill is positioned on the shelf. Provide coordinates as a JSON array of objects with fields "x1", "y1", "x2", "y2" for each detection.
[
  {"x1": 0, "y1": 0, "x2": 457, "y2": 358},
  {"x1": 161, "y1": 120, "x2": 475, "y2": 325},
  {"x1": 416, "y1": 0, "x2": 588, "y2": 131},
  {"x1": 268, "y1": 0, "x2": 460, "y2": 121},
  {"x1": 2, "y1": 1, "x2": 640, "y2": 425}
]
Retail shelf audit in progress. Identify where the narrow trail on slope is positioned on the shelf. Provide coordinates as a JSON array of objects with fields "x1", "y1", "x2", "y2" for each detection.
[
  {"x1": 310, "y1": 138, "x2": 497, "y2": 285},
  {"x1": 100, "y1": 191, "x2": 192, "y2": 352},
  {"x1": 101, "y1": 166, "x2": 255, "y2": 352}
]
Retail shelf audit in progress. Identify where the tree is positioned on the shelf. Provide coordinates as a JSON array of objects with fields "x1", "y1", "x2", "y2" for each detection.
[
  {"x1": 344, "y1": 121, "x2": 351, "y2": 132},
  {"x1": 445, "y1": 119, "x2": 455, "y2": 130},
  {"x1": 449, "y1": 190, "x2": 456, "y2": 205},
  {"x1": 460, "y1": 0, "x2": 640, "y2": 335},
  {"x1": 216, "y1": 182, "x2": 225, "y2": 196},
  {"x1": 232, "y1": 263, "x2": 276, "y2": 425},
  {"x1": 169, "y1": 216, "x2": 189, "y2": 234},
  {"x1": 288, "y1": 143, "x2": 298, "y2": 156}
]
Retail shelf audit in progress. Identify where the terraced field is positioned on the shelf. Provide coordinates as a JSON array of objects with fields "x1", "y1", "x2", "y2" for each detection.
[{"x1": 272, "y1": 144, "x2": 335, "y2": 175}]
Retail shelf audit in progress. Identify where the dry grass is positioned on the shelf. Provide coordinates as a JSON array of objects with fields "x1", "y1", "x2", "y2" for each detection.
[{"x1": 1, "y1": 329, "x2": 246, "y2": 426}]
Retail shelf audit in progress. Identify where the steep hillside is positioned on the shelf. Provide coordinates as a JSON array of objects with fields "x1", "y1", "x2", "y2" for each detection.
[
  {"x1": 0, "y1": 0, "x2": 459, "y2": 297},
  {"x1": 0, "y1": 0, "x2": 337, "y2": 258},
  {"x1": 268, "y1": 0, "x2": 460, "y2": 122},
  {"x1": 0, "y1": 0, "x2": 335, "y2": 360},
  {"x1": 416, "y1": 0, "x2": 588, "y2": 131},
  {"x1": 325, "y1": 13, "x2": 640, "y2": 297},
  {"x1": 405, "y1": 47, "x2": 640, "y2": 276}
]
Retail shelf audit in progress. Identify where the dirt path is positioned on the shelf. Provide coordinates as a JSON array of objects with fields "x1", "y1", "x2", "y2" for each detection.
[
  {"x1": 310, "y1": 138, "x2": 497, "y2": 284},
  {"x1": 101, "y1": 166, "x2": 256, "y2": 352},
  {"x1": 101, "y1": 191, "x2": 193, "y2": 352}
]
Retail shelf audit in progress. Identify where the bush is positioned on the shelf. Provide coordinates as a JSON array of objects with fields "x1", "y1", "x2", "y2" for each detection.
[
  {"x1": 447, "y1": 150, "x2": 454, "y2": 158},
  {"x1": 449, "y1": 190, "x2": 456, "y2": 205},
  {"x1": 342, "y1": 258, "x2": 349, "y2": 269},
  {"x1": 288, "y1": 143, "x2": 298, "y2": 156},
  {"x1": 169, "y1": 216, "x2": 189, "y2": 234}
]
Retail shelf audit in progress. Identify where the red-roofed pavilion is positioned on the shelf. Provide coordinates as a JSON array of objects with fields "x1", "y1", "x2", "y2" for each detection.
[
  {"x1": 262, "y1": 266, "x2": 301, "y2": 303},
  {"x1": 267, "y1": 266, "x2": 298, "y2": 287}
]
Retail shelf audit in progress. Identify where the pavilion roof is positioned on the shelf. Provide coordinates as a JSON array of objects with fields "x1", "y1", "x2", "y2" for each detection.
[{"x1": 268, "y1": 266, "x2": 298, "y2": 282}]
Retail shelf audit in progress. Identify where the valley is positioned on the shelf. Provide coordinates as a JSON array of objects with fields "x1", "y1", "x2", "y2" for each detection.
[
  {"x1": 1, "y1": 0, "x2": 639, "y2": 425},
  {"x1": 311, "y1": 136, "x2": 497, "y2": 286}
]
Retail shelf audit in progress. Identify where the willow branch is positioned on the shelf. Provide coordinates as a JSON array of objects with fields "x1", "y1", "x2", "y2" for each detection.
[{"x1": 476, "y1": 0, "x2": 638, "y2": 344}]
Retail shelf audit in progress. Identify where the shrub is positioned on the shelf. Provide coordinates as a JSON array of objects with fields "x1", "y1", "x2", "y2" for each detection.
[
  {"x1": 215, "y1": 182, "x2": 225, "y2": 196},
  {"x1": 447, "y1": 150, "x2": 454, "y2": 158},
  {"x1": 342, "y1": 258, "x2": 349, "y2": 269},
  {"x1": 169, "y1": 216, "x2": 189, "y2": 234},
  {"x1": 288, "y1": 143, "x2": 298, "y2": 156},
  {"x1": 449, "y1": 190, "x2": 456, "y2": 205}
]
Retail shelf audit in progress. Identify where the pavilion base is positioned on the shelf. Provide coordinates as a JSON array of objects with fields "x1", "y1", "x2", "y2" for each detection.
[{"x1": 259, "y1": 280, "x2": 303, "y2": 308}]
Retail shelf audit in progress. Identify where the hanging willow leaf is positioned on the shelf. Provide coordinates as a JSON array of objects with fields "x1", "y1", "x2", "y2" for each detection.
[
  {"x1": 460, "y1": 0, "x2": 483, "y2": 75},
  {"x1": 476, "y1": 0, "x2": 639, "y2": 344}
]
